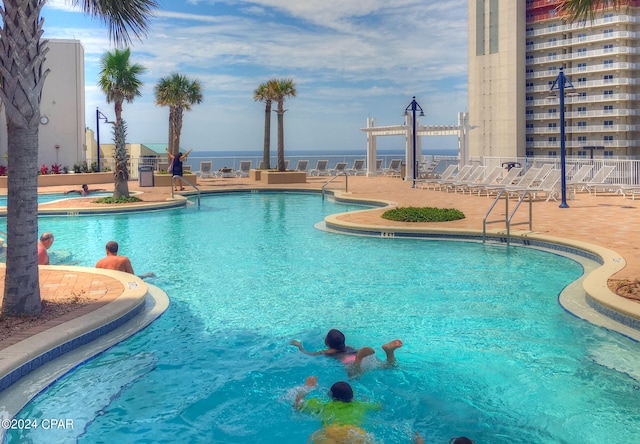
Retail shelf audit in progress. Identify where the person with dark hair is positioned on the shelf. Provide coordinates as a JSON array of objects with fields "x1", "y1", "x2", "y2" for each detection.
[
  {"x1": 294, "y1": 376, "x2": 379, "y2": 443},
  {"x1": 290, "y1": 328, "x2": 403, "y2": 373},
  {"x1": 166, "y1": 147, "x2": 193, "y2": 191},
  {"x1": 414, "y1": 432, "x2": 475, "y2": 444},
  {"x1": 95, "y1": 241, "x2": 155, "y2": 279},
  {"x1": 64, "y1": 184, "x2": 106, "y2": 195},
  {"x1": 37, "y1": 232, "x2": 55, "y2": 265}
]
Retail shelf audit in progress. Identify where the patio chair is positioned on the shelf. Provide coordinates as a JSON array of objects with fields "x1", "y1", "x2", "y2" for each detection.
[
  {"x1": 198, "y1": 161, "x2": 214, "y2": 178},
  {"x1": 157, "y1": 161, "x2": 169, "y2": 172},
  {"x1": 502, "y1": 167, "x2": 542, "y2": 196},
  {"x1": 284, "y1": 159, "x2": 290, "y2": 170},
  {"x1": 458, "y1": 166, "x2": 503, "y2": 195},
  {"x1": 258, "y1": 160, "x2": 267, "y2": 169},
  {"x1": 375, "y1": 159, "x2": 384, "y2": 173},
  {"x1": 446, "y1": 165, "x2": 487, "y2": 193},
  {"x1": 418, "y1": 159, "x2": 440, "y2": 179},
  {"x1": 418, "y1": 164, "x2": 457, "y2": 190},
  {"x1": 295, "y1": 160, "x2": 309, "y2": 173},
  {"x1": 529, "y1": 169, "x2": 562, "y2": 201},
  {"x1": 330, "y1": 162, "x2": 348, "y2": 175},
  {"x1": 384, "y1": 159, "x2": 403, "y2": 177},
  {"x1": 478, "y1": 167, "x2": 523, "y2": 196},
  {"x1": 309, "y1": 160, "x2": 330, "y2": 176},
  {"x1": 433, "y1": 165, "x2": 474, "y2": 191},
  {"x1": 347, "y1": 159, "x2": 366, "y2": 176},
  {"x1": 585, "y1": 165, "x2": 617, "y2": 196},
  {"x1": 236, "y1": 160, "x2": 252, "y2": 177}
]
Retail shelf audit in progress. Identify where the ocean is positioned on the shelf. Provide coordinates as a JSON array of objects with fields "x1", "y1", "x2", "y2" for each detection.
[{"x1": 184, "y1": 148, "x2": 457, "y2": 171}]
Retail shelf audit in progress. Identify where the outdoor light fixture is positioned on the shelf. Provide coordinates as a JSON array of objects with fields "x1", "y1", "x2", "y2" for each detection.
[
  {"x1": 404, "y1": 96, "x2": 425, "y2": 188},
  {"x1": 548, "y1": 67, "x2": 575, "y2": 208},
  {"x1": 96, "y1": 107, "x2": 114, "y2": 172}
]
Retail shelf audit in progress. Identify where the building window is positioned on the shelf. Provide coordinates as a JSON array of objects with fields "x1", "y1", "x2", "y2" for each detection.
[
  {"x1": 604, "y1": 74, "x2": 613, "y2": 83},
  {"x1": 604, "y1": 90, "x2": 613, "y2": 95},
  {"x1": 577, "y1": 33, "x2": 587, "y2": 41},
  {"x1": 548, "y1": 151, "x2": 558, "y2": 157},
  {"x1": 577, "y1": 48, "x2": 587, "y2": 55},
  {"x1": 577, "y1": 77, "x2": 587, "y2": 84},
  {"x1": 489, "y1": 0, "x2": 499, "y2": 53},
  {"x1": 577, "y1": 122, "x2": 587, "y2": 127},
  {"x1": 577, "y1": 107, "x2": 587, "y2": 114},
  {"x1": 526, "y1": 123, "x2": 534, "y2": 129},
  {"x1": 526, "y1": 96, "x2": 534, "y2": 102},
  {"x1": 604, "y1": 150, "x2": 614, "y2": 157},
  {"x1": 577, "y1": 151, "x2": 587, "y2": 157},
  {"x1": 604, "y1": 135, "x2": 614, "y2": 142},
  {"x1": 548, "y1": 108, "x2": 557, "y2": 114},
  {"x1": 526, "y1": 137, "x2": 534, "y2": 142},
  {"x1": 578, "y1": 92, "x2": 587, "y2": 98},
  {"x1": 548, "y1": 52, "x2": 557, "y2": 59},
  {"x1": 526, "y1": 109, "x2": 534, "y2": 116},
  {"x1": 548, "y1": 123, "x2": 557, "y2": 128},
  {"x1": 548, "y1": 137, "x2": 557, "y2": 142},
  {"x1": 476, "y1": 0, "x2": 485, "y2": 55},
  {"x1": 577, "y1": 136, "x2": 587, "y2": 142},
  {"x1": 604, "y1": 13, "x2": 613, "y2": 22},
  {"x1": 604, "y1": 59, "x2": 614, "y2": 66},
  {"x1": 604, "y1": 105, "x2": 613, "y2": 113},
  {"x1": 604, "y1": 29, "x2": 614, "y2": 35},
  {"x1": 604, "y1": 120, "x2": 613, "y2": 126},
  {"x1": 577, "y1": 63, "x2": 587, "y2": 71},
  {"x1": 526, "y1": 150, "x2": 534, "y2": 156},
  {"x1": 604, "y1": 44, "x2": 614, "y2": 53}
]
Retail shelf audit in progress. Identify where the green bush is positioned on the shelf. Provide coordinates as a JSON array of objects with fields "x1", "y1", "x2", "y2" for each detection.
[
  {"x1": 94, "y1": 196, "x2": 142, "y2": 204},
  {"x1": 381, "y1": 207, "x2": 465, "y2": 222}
]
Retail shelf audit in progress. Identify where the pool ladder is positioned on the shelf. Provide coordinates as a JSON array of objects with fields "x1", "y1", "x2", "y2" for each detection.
[
  {"x1": 172, "y1": 175, "x2": 201, "y2": 207},
  {"x1": 321, "y1": 172, "x2": 348, "y2": 200},
  {"x1": 483, "y1": 189, "x2": 533, "y2": 246}
]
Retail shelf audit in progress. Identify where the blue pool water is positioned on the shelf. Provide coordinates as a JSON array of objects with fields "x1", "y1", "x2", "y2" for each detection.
[
  {"x1": 0, "y1": 192, "x2": 112, "y2": 207},
  {"x1": 4, "y1": 193, "x2": 640, "y2": 443}
]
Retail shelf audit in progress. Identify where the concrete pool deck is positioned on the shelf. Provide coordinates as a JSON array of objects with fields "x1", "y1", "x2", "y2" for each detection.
[{"x1": 0, "y1": 174, "x2": 639, "y2": 389}]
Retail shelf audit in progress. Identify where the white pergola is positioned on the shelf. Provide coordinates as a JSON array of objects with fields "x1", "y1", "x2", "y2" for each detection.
[{"x1": 360, "y1": 111, "x2": 472, "y2": 178}]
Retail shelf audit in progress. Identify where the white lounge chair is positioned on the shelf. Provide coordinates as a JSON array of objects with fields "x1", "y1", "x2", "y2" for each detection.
[
  {"x1": 236, "y1": 160, "x2": 252, "y2": 177},
  {"x1": 330, "y1": 162, "x2": 348, "y2": 175},
  {"x1": 295, "y1": 160, "x2": 309, "y2": 173},
  {"x1": 480, "y1": 167, "x2": 523, "y2": 196},
  {"x1": 433, "y1": 165, "x2": 474, "y2": 191},
  {"x1": 529, "y1": 170, "x2": 562, "y2": 201},
  {"x1": 418, "y1": 159, "x2": 440, "y2": 179},
  {"x1": 418, "y1": 164, "x2": 457, "y2": 190},
  {"x1": 384, "y1": 159, "x2": 403, "y2": 177},
  {"x1": 198, "y1": 161, "x2": 214, "y2": 178},
  {"x1": 460, "y1": 166, "x2": 503, "y2": 195},
  {"x1": 445, "y1": 165, "x2": 487, "y2": 193},
  {"x1": 585, "y1": 165, "x2": 617, "y2": 196},
  {"x1": 347, "y1": 159, "x2": 366, "y2": 176},
  {"x1": 310, "y1": 160, "x2": 330, "y2": 176},
  {"x1": 375, "y1": 159, "x2": 384, "y2": 173}
]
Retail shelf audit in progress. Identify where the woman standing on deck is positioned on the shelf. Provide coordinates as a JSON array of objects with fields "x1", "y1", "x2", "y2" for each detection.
[{"x1": 166, "y1": 147, "x2": 192, "y2": 191}]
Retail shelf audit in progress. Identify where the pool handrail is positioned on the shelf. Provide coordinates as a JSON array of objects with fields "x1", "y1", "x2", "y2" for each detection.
[{"x1": 321, "y1": 172, "x2": 348, "y2": 200}]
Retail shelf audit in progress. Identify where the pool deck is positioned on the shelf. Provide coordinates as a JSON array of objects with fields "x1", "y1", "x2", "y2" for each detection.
[{"x1": 0, "y1": 174, "x2": 639, "y2": 386}]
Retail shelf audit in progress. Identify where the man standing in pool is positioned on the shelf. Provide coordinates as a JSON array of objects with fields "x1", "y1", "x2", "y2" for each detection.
[
  {"x1": 290, "y1": 329, "x2": 403, "y2": 374},
  {"x1": 95, "y1": 241, "x2": 155, "y2": 279},
  {"x1": 37, "y1": 232, "x2": 54, "y2": 265}
]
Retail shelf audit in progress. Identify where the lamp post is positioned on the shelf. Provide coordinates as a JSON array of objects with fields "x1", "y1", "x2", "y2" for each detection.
[
  {"x1": 405, "y1": 96, "x2": 424, "y2": 188},
  {"x1": 96, "y1": 107, "x2": 114, "y2": 172},
  {"x1": 548, "y1": 67, "x2": 575, "y2": 208}
]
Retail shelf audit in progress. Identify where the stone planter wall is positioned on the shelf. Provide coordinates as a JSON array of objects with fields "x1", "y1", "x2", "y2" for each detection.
[
  {"x1": 0, "y1": 172, "x2": 113, "y2": 188},
  {"x1": 250, "y1": 169, "x2": 262, "y2": 181},
  {"x1": 260, "y1": 171, "x2": 307, "y2": 184},
  {"x1": 153, "y1": 173, "x2": 198, "y2": 187}
]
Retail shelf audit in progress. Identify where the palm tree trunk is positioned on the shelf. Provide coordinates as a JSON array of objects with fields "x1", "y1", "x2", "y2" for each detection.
[
  {"x1": 173, "y1": 107, "x2": 183, "y2": 154},
  {"x1": 263, "y1": 102, "x2": 271, "y2": 169},
  {"x1": 3, "y1": 125, "x2": 42, "y2": 315},
  {"x1": 277, "y1": 110, "x2": 285, "y2": 172},
  {"x1": 113, "y1": 120, "x2": 130, "y2": 198}
]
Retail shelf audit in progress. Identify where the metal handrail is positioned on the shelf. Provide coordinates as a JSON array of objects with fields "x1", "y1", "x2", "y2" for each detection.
[
  {"x1": 483, "y1": 189, "x2": 533, "y2": 246},
  {"x1": 321, "y1": 172, "x2": 348, "y2": 199},
  {"x1": 172, "y1": 175, "x2": 201, "y2": 207}
]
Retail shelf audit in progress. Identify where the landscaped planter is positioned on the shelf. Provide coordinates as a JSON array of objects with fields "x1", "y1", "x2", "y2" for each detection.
[
  {"x1": 0, "y1": 172, "x2": 113, "y2": 188},
  {"x1": 260, "y1": 171, "x2": 306, "y2": 184},
  {"x1": 153, "y1": 173, "x2": 198, "y2": 187},
  {"x1": 250, "y1": 169, "x2": 262, "y2": 181}
]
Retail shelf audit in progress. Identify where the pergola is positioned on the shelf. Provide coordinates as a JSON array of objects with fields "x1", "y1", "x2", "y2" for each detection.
[{"x1": 360, "y1": 111, "x2": 472, "y2": 178}]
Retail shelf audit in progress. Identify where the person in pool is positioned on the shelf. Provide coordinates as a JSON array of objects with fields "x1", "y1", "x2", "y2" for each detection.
[
  {"x1": 294, "y1": 376, "x2": 379, "y2": 443},
  {"x1": 64, "y1": 183, "x2": 107, "y2": 195},
  {"x1": 290, "y1": 328, "x2": 403, "y2": 374}
]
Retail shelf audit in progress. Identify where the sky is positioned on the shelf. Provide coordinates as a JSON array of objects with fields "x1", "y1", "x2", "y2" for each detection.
[{"x1": 41, "y1": 0, "x2": 469, "y2": 152}]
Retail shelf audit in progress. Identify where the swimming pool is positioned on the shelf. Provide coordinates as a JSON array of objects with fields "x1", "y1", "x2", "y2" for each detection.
[
  {"x1": 4, "y1": 192, "x2": 640, "y2": 443},
  {"x1": 0, "y1": 192, "x2": 112, "y2": 207}
]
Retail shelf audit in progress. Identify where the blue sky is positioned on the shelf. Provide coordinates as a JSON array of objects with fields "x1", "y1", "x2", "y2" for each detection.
[{"x1": 42, "y1": 0, "x2": 468, "y2": 152}]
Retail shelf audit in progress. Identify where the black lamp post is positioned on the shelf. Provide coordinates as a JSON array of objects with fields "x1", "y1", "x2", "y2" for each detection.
[
  {"x1": 548, "y1": 67, "x2": 575, "y2": 208},
  {"x1": 96, "y1": 107, "x2": 114, "y2": 172},
  {"x1": 405, "y1": 96, "x2": 424, "y2": 188}
]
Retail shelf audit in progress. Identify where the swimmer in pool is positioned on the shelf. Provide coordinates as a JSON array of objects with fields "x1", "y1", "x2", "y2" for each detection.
[
  {"x1": 64, "y1": 183, "x2": 107, "y2": 196},
  {"x1": 290, "y1": 329, "x2": 402, "y2": 374}
]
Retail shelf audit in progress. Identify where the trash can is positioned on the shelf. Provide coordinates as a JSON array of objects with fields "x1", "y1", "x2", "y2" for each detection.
[
  {"x1": 138, "y1": 165, "x2": 154, "y2": 187},
  {"x1": 501, "y1": 161, "x2": 521, "y2": 171}
]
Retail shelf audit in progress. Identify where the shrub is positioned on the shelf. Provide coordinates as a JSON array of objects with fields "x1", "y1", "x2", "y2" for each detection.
[
  {"x1": 381, "y1": 207, "x2": 465, "y2": 222},
  {"x1": 73, "y1": 162, "x2": 82, "y2": 173},
  {"x1": 94, "y1": 196, "x2": 142, "y2": 204},
  {"x1": 51, "y1": 163, "x2": 61, "y2": 174},
  {"x1": 90, "y1": 162, "x2": 99, "y2": 173},
  {"x1": 40, "y1": 164, "x2": 49, "y2": 175},
  {"x1": 0, "y1": 165, "x2": 7, "y2": 176}
]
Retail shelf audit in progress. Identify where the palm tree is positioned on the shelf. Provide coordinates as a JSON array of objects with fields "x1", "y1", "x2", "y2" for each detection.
[
  {"x1": 269, "y1": 79, "x2": 297, "y2": 172},
  {"x1": 154, "y1": 73, "x2": 203, "y2": 155},
  {"x1": 254, "y1": 82, "x2": 277, "y2": 169},
  {"x1": 0, "y1": 0, "x2": 157, "y2": 317},
  {"x1": 98, "y1": 47, "x2": 146, "y2": 198},
  {"x1": 559, "y1": 0, "x2": 622, "y2": 22}
]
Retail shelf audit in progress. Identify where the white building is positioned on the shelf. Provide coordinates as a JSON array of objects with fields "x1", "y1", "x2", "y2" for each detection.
[
  {"x1": 468, "y1": 0, "x2": 640, "y2": 159},
  {"x1": 0, "y1": 39, "x2": 85, "y2": 170}
]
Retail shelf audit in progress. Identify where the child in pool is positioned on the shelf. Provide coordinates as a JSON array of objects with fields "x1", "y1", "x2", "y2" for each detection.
[
  {"x1": 294, "y1": 376, "x2": 379, "y2": 443},
  {"x1": 290, "y1": 329, "x2": 403, "y2": 373}
]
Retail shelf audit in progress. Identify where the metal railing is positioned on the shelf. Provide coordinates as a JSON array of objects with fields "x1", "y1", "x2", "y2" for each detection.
[
  {"x1": 483, "y1": 190, "x2": 534, "y2": 246},
  {"x1": 321, "y1": 173, "x2": 348, "y2": 200},
  {"x1": 171, "y1": 175, "x2": 200, "y2": 208}
]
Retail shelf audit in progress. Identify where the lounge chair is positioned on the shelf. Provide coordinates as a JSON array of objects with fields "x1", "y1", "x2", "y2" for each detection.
[
  {"x1": 157, "y1": 161, "x2": 169, "y2": 172},
  {"x1": 585, "y1": 165, "x2": 617, "y2": 196},
  {"x1": 502, "y1": 167, "x2": 543, "y2": 196},
  {"x1": 418, "y1": 159, "x2": 440, "y2": 179},
  {"x1": 529, "y1": 170, "x2": 562, "y2": 201},
  {"x1": 236, "y1": 160, "x2": 252, "y2": 177},
  {"x1": 566, "y1": 165, "x2": 593, "y2": 197},
  {"x1": 446, "y1": 165, "x2": 487, "y2": 193},
  {"x1": 459, "y1": 166, "x2": 503, "y2": 195},
  {"x1": 347, "y1": 159, "x2": 366, "y2": 176},
  {"x1": 284, "y1": 159, "x2": 290, "y2": 170},
  {"x1": 479, "y1": 167, "x2": 523, "y2": 196},
  {"x1": 384, "y1": 159, "x2": 403, "y2": 177},
  {"x1": 418, "y1": 164, "x2": 457, "y2": 190},
  {"x1": 310, "y1": 160, "x2": 330, "y2": 176},
  {"x1": 433, "y1": 165, "x2": 474, "y2": 191},
  {"x1": 375, "y1": 159, "x2": 384, "y2": 173},
  {"x1": 198, "y1": 161, "x2": 214, "y2": 178},
  {"x1": 330, "y1": 162, "x2": 348, "y2": 175},
  {"x1": 258, "y1": 160, "x2": 267, "y2": 169},
  {"x1": 618, "y1": 184, "x2": 640, "y2": 200},
  {"x1": 295, "y1": 160, "x2": 309, "y2": 173}
]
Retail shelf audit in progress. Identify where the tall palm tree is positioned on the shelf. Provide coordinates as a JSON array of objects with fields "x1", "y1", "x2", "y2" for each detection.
[
  {"x1": 254, "y1": 82, "x2": 277, "y2": 169},
  {"x1": 154, "y1": 73, "x2": 203, "y2": 155},
  {"x1": 269, "y1": 79, "x2": 297, "y2": 172},
  {"x1": 559, "y1": 0, "x2": 622, "y2": 22},
  {"x1": 0, "y1": 0, "x2": 157, "y2": 317},
  {"x1": 98, "y1": 47, "x2": 146, "y2": 198}
]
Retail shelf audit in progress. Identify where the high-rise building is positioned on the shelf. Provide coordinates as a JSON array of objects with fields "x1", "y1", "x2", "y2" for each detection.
[{"x1": 468, "y1": 0, "x2": 640, "y2": 160}]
